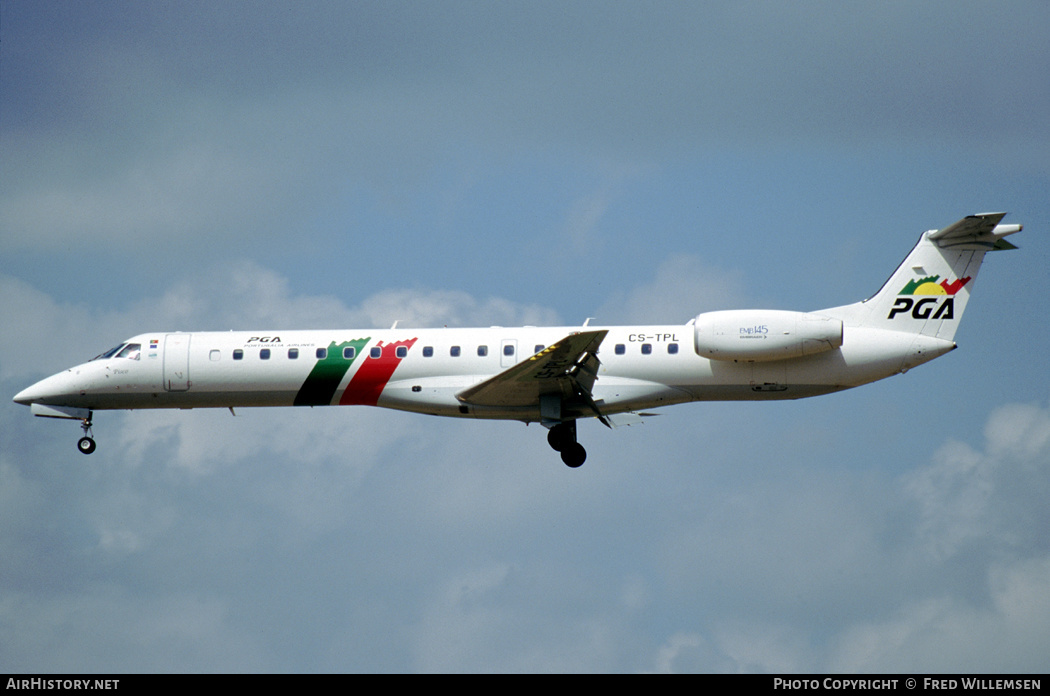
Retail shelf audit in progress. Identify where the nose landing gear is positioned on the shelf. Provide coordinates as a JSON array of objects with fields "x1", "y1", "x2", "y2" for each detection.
[
  {"x1": 547, "y1": 421, "x2": 586, "y2": 468},
  {"x1": 77, "y1": 414, "x2": 96, "y2": 454}
]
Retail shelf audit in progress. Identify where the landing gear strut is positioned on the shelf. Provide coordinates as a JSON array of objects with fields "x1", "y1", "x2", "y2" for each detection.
[
  {"x1": 77, "y1": 414, "x2": 96, "y2": 454},
  {"x1": 547, "y1": 421, "x2": 586, "y2": 468}
]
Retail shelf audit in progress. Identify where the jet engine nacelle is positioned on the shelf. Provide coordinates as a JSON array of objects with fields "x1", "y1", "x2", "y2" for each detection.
[{"x1": 693, "y1": 310, "x2": 843, "y2": 362}]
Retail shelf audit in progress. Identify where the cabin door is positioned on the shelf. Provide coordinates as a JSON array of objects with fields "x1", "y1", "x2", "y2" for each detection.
[{"x1": 163, "y1": 334, "x2": 191, "y2": 392}]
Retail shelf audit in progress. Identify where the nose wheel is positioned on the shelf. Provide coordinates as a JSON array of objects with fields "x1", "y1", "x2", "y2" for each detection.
[
  {"x1": 547, "y1": 421, "x2": 586, "y2": 468},
  {"x1": 77, "y1": 414, "x2": 96, "y2": 454}
]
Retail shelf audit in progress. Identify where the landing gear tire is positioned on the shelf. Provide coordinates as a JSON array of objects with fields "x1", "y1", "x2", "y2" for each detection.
[
  {"x1": 547, "y1": 421, "x2": 585, "y2": 467},
  {"x1": 547, "y1": 423, "x2": 575, "y2": 452},
  {"x1": 78, "y1": 413, "x2": 96, "y2": 454},
  {"x1": 560, "y1": 442, "x2": 586, "y2": 468}
]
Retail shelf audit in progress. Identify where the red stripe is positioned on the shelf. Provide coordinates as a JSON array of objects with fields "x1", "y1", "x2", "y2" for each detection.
[{"x1": 338, "y1": 338, "x2": 418, "y2": 406}]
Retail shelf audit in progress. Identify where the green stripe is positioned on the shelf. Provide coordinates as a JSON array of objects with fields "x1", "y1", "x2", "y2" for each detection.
[{"x1": 293, "y1": 339, "x2": 370, "y2": 406}]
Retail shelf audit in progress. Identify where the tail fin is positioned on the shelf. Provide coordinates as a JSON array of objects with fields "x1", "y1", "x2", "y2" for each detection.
[{"x1": 824, "y1": 213, "x2": 1021, "y2": 341}]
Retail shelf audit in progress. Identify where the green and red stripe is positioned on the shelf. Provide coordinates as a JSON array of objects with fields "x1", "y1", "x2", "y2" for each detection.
[
  {"x1": 293, "y1": 338, "x2": 370, "y2": 406},
  {"x1": 340, "y1": 338, "x2": 418, "y2": 406},
  {"x1": 293, "y1": 337, "x2": 419, "y2": 407}
]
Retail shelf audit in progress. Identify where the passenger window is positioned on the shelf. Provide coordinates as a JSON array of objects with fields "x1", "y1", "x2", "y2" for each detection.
[
  {"x1": 370, "y1": 346, "x2": 382, "y2": 359},
  {"x1": 423, "y1": 346, "x2": 434, "y2": 357},
  {"x1": 316, "y1": 348, "x2": 327, "y2": 359},
  {"x1": 288, "y1": 348, "x2": 299, "y2": 359},
  {"x1": 503, "y1": 345, "x2": 515, "y2": 356},
  {"x1": 116, "y1": 343, "x2": 141, "y2": 360},
  {"x1": 260, "y1": 348, "x2": 271, "y2": 360},
  {"x1": 668, "y1": 343, "x2": 679, "y2": 354},
  {"x1": 478, "y1": 345, "x2": 488, "y2": 357},
  {"x1": 210, "y1": 350, "x2": 221, "y2": 362},
  {"x1": 343, "y1": 347, "x2": 356, "y2": 359},
  {"x1": 396, "y1": 346, "x2": 408, "y2": 358},
  {"x1": 450, "y1": 346, "x2": 461, "y2": 357},
  {"x1": 233, "y1": 349, "x2": 244, "y2": 360},
  {"x1": 641, "y1": 343, "x2": 652, "y2": 355},
  {"x1": 615, "y1": 344, "x2": 626, "y2": 355},
  {"x1": 534, "y1": 344, "x2": 544, "y2": 354}
]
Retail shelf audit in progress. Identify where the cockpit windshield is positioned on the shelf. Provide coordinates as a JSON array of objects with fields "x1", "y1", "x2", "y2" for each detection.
[
  {"x1": 116, "y1": 343, "x2": 141, "y2": 360},
  {"x1": 90, "y1": 343, "x2": 141, "y2": 361},
  {"x1": 91, "y1": 345, "x2": 124, "y2": 361}
]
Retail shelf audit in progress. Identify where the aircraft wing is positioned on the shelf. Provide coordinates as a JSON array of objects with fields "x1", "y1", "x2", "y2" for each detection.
[
  {"x1": 456, "y1": 330, "x2": 608, "y2": 411},
  {"x1": 928, "y1": 212, "x2": 1022, "y2": 250}
]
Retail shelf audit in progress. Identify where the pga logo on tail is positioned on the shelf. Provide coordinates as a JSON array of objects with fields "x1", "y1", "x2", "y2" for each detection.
[{"x1": 887, "y1": 275, "x2": 971, "y2": 320}]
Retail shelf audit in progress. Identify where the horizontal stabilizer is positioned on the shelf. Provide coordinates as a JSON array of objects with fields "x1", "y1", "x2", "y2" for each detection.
[{"x1": 928, "y1": 212, "x2": 1022, "y2": 250}]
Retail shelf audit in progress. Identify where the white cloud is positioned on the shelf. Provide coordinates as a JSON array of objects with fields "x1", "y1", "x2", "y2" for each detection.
[
  {"x1": 0, "y1": 263, "x2": 561, "y2": 381},
  {"x1": 595, "y1": 254, "x2": 748, "y2": 325},
  {"x1": 673, "y1": 399, "x2": 1050, "y2": 673},
  {"x1": 351, "y1": 287, "x2": 561, "y2": 330},
  {"x1": 148, "y1": 262, "x2": 561, "y2": 332},
  {"x1": 903, "y1": 401, "x2": 1050, "y2": 562},
  {"x1": 0, "y1": 274, "x2": 145, "y2": 379},
  {"x1": 826, "y1": 556, "x2": 1050, "y2": 673},
  {"x1": 902, "y1": 438, "x2": 992, "y2": 562},
  {"x1": 985, "y1": 402, "x2": 1050, "y2": 462}
]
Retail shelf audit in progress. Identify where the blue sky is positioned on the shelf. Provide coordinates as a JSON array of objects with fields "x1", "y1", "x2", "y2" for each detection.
[{"x1": 2, "y1": 1, "x2": 1048, "y2": 672}]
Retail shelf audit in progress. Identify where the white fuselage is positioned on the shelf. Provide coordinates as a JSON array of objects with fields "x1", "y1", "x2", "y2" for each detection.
[{"x1": 14, "y1": 323, "x2": 954, "y2": 423}]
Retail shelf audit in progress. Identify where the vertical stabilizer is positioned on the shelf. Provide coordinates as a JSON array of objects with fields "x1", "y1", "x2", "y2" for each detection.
[{"x1": 822, "y1": 213, "x2": 1020, "y2": 341}]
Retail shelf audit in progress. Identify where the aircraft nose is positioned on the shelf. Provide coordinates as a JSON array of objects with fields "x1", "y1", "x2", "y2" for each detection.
[
  {"x1": 13, "y1": 382, "x2": 43, "y2": 405},
  {"x1": 13, "y1": 371, "x2": 76, "y2": 406}
]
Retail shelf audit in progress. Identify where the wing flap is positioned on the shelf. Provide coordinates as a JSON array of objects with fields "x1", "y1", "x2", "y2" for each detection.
[{"x1": 456, "y1": 330, "x2": 608, "y2": 408}]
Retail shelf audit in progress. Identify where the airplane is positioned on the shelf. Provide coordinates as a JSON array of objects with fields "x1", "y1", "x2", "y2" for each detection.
[{"x1": 13, "y1": 213, "x2": 1021, "y2": 467}]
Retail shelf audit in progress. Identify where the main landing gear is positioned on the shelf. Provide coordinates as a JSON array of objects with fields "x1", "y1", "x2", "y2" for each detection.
[
  {"x1": 547, "y1": 421, "x2": 586, "y2": 468},
  {"x1": 77, "y1": 413, "x2": 96, "y2": 454}
]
